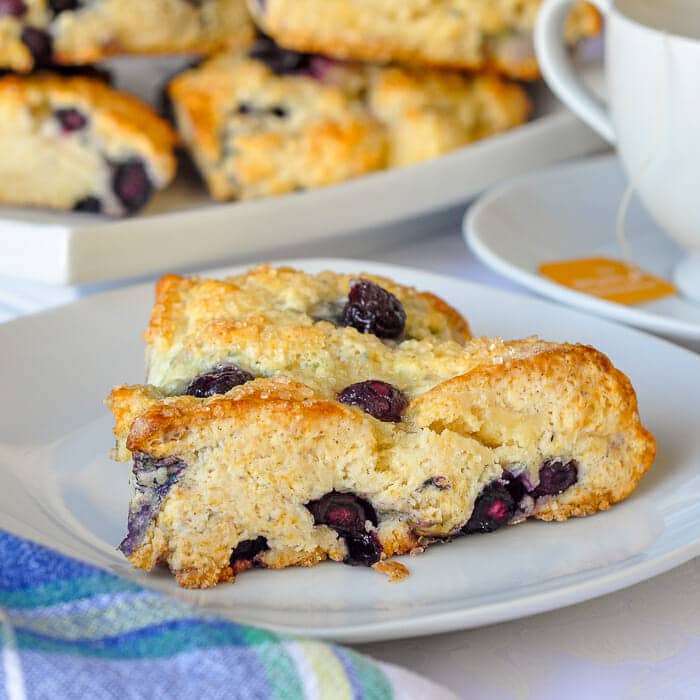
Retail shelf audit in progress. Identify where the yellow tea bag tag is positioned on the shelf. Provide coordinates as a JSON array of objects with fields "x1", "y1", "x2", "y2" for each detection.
[{"x1": 539, "y1": 257, "x2": 677, "y2": 305}]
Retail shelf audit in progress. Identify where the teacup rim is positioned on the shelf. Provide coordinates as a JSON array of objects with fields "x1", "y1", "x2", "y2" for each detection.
[{"x1": 612, "y1": 0, "x2": 700, "y2": 46}]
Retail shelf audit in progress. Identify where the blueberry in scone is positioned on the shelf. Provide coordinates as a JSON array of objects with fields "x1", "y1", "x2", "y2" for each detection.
[
  {"x1": 247, "y1": 0, "x2": 601, "y2": 80},
  {"x1": 166, "y1": 42, "x2": 387, "y2": 201},
  {"x1": 166, "y1": 35, "x2": 532, "y2": 199},
  {"x1": 0, "y1": 73, "x2": 177, "y2": 215},
  {"x1": 107, "y1": 266, "x2": 655, "y2": 589},
  {"x1": 0, "y1": 0, "x2": 254, "y2": 72}
]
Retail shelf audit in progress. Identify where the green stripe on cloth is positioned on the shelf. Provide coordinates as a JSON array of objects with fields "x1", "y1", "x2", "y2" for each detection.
[
  {"x1": 14, "y1": 620, "x2": 263, "y2": 659},
  {"x1": 253, "y1": 641, "x2": 305, "y2": 700},
  {"x1": 6, "y1": 593, "x2": 205, "y2": 640},
  {"x1": 0, "y1": 574, "x2": 141, "y2": 609},
  {"x1": 346, "y1": 647, "x2": 395, "y2": 700}
]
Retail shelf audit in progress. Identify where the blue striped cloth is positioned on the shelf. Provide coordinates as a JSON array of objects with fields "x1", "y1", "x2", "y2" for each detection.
[{"x1": 0, "y1": 530, "x2": 453, "y2": 699}]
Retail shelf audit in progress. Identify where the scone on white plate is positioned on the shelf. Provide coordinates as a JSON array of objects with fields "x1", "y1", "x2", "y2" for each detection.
[
  {"x1": 247, "y1": 0, "x2": 601, "y2": 79},
  {"x1": 107, "y1": 266, "x2": 655, "y2": 589},
  {"x1": 0, "y1": 0, "x2": 254, "y2": 72},
  {"x1": 0, "y1": 73, "x2": 177, "y2": 215}
]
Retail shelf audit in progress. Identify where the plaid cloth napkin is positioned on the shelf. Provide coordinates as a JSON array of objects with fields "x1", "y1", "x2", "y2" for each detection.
[{"x1": 0, "y1": 530, "x2": 454, "y2": 700}]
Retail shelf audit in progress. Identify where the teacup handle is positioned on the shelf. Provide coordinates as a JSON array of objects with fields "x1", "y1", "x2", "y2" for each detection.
[{"x1": 534, "y1": 0, "x2": 616, "y2": 144}]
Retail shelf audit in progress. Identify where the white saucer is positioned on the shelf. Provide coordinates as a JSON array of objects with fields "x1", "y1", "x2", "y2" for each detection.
[{"x1": 464, "y1": 155, "x2": 700, "y2": 350}]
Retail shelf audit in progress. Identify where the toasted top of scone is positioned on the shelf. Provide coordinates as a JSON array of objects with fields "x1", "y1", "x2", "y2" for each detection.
[
  {"x1": 0, "y1": 73, "x2": 178, "y2": 184},
  {"x1": 143, "y1": 265, "x2": 475, "y2": 393}
]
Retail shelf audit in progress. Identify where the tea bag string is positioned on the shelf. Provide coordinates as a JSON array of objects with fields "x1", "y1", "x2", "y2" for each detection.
[{"x1": 614, "y1": 31, "x2": 670, "y2": 271}]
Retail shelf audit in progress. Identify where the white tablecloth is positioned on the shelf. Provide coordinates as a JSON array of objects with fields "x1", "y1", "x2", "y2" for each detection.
[{"x1": 2, "y1": 214, "x2": 698, "y2": 700}]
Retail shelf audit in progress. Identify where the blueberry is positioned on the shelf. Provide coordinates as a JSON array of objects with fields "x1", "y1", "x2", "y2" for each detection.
[
  {"x1": 503, "y1": 470, "x2": 528, "y2": 504},
  {"x1": 112, "y1": 159, "x2": 153, "y2": 214},
  {"x1": 230, "y1": 536, "x2": 268, "y2": 565},
  {"x1": 73, "y1": 196, "x2": 102, "y2": 213},
  {"x1": 307, "y1": 491, "x2": 378, "y2": 531},
  {"x1": 249, "y1": 33, "x2": 313, "y2": 75},
  {"x1": 338, "y1": 380, "x2": 407, "y2": 422},
  {"x1": 184, "y1": 364, "x2": 254, "y2": 398},
  {"x1": 49, "y1": 0, "x2": 80, "y2": 14},
  {"x1": 0, "y1": 0, "x2": 27, "y2": 17},
  {"x1": 306, "y1": 491, "x2": 381, "y2": 565},
  {"x1": 119, "y1": 453, "x2": 187, "y2": 556},
  {"x1": 340, "y1": 280, "x2": 406, "y2": 339},
  {"x1": 55, "y1": 108, "x2": 87, "y2": 132},
  {"x1": 462, "y1": 480, "x2": 516, "y2": 534},
  {"x1": 533, "y1": 459, "x2": 578, "y2": 498},
  {"x1": 20, "y1": 27, "x2": 53, "y2": 66},
  {"x1": 422, "y1": 476, "x2": 450, "y2": 490},
  {"x1": 344, "y1": 531, "x2": 383, "y2": 567}
]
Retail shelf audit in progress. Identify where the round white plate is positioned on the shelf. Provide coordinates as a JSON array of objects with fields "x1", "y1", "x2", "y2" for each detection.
[
  {"x1": 1, "y1": 258, "x2": 699, "y2": 643},
  {"x1": 465, "y1": 155, "x2": 700, "y2": 350}
]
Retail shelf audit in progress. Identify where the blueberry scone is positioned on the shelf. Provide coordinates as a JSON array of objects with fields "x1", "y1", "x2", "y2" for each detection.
[
  {"x1": 107, "y1": 266, "x2": 655, "y2": 589},
  {"x1": 247, "y1": 0, "x2": 600, "y2": 80},
  {"x1": 0, "y1": 73, "x2": 177, "y2": 215},
  {"x1": 167, "y1": 36, "x2": 531, "y2": 197},
  {"x1": 367, "y1": 65, "x2": 531, "y2": 168},
  {"x1": 166, "y1": 39, "x2": 386, "y2": 200},
  {"x1": 0, "y1": 0, "x2": 254, "y2": 73}
]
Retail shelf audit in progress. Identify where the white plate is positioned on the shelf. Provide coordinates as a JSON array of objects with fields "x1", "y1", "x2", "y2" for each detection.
[
  {"x1": 465, "y1": 155, "x2": 700, "y2": 350},
  {"x1": 0, "y1": 75, "x2": 603, "y2": 286},
  {"x1": 2, "y1": 258, "x2": 699, "y2": 644}
]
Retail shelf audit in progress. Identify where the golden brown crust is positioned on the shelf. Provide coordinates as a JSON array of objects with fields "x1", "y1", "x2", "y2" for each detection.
[{"x1": 373, "y1": 560, "x2": 410, "y2": 583}]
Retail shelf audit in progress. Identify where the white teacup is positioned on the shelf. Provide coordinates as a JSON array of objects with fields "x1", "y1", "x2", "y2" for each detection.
[{"x1": 535, "y1": 0, "x2": 700, "y2": 302}]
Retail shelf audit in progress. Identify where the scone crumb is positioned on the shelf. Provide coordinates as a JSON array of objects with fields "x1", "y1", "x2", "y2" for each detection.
[{"x1": 373, "y1": 560, "x2": 410, "y2": 583}]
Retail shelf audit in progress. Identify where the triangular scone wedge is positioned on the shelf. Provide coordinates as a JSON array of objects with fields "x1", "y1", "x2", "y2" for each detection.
[{"x1": 107, "y1": 339, "x2": 655, "y2": 589}]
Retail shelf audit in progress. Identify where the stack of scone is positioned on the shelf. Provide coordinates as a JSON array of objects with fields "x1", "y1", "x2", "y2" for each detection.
[
  {"x1": 0, "y1": 1, "x2": 600, "y2": 215},
  {"x1": 108, "y1": 266, "x2": 655, "y2": 589}
]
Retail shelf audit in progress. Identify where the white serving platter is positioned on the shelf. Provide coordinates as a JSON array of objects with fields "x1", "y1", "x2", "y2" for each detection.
[
  {"x1": 1, "y1": 258, "x2": 699, "y2": 643},
  {"x1": 465, "y1": 155, "x2": 700, "y2": 350},
  {"x1": 0, "y1": 70, "x2": 604, "y2": 286}
]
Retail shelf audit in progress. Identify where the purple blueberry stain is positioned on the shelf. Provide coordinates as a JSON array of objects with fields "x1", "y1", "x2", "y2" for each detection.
[
  {"x1": 55, "y1": 107, "x2": 87, "y2": 133},
  {"x1": 533, "y1": 459, "x2": 579, "y2": 498},
  {"x1": 249, "y1": 33, "x2": 314, "y2": 75},
  {"x1": 119, "y1": 453, "x2": 188, "y2": 556},
  {"x1": 340, "y1": 279, "x2": 406, "y2": 340},
  {"x1": 305, "y1": 491, "x2": 382, "y2": 566},
  {"x1": 0, "y1": 0, "x2": 26, "y2": 17},
  {"x1": 422, "y1": 475, "x2": 450, "y2": 490},
  {"x1": 184, "y1": 363, "x2": 254, "y2": 398},
  {"x1": 112, "y1": 159, "x2": 153, "y2": 214},
  {"x1": 338, "y1": 380, "x2": 407, "y2": 422},
  {"x1": 20, "y1": 27, "x2": 52, "y2": 65}
]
